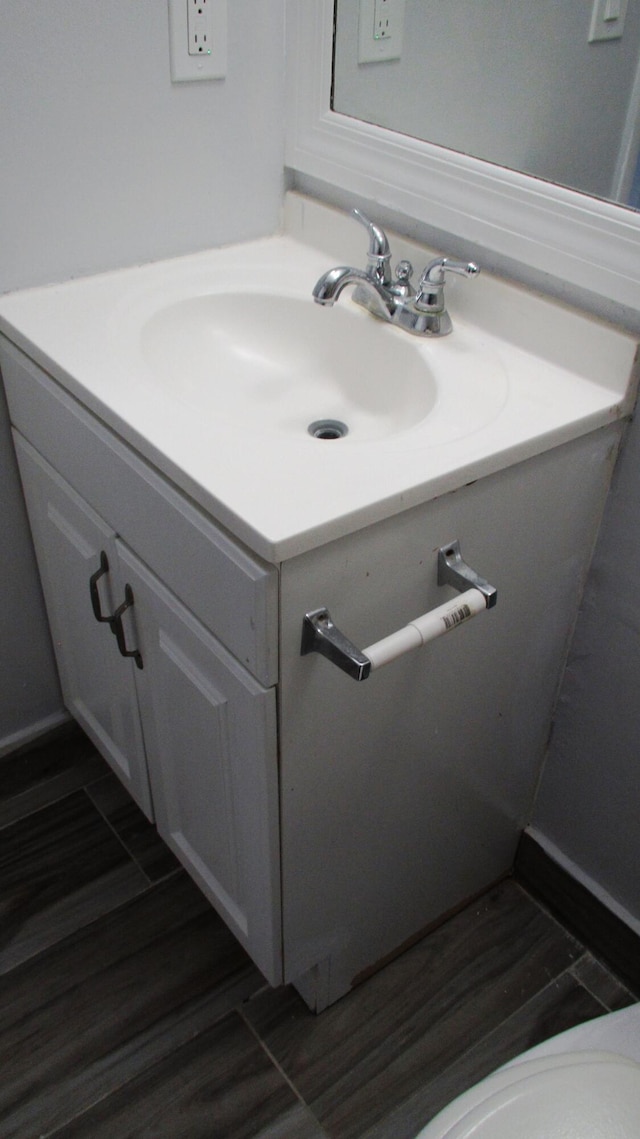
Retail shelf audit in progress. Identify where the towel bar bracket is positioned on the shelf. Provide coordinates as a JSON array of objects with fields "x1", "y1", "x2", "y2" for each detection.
[
  {"x1": 301, "y1": 608, "x2": 372, "y2": 681},
  {"x1": 300, "y1": 540, "x2": 497, "y2": 680},
  {"x1": 437, "y1": 540, "x2": 497, "y2": 608}
]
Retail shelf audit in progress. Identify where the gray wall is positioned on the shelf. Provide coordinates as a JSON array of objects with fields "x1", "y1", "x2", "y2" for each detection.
[
  {"x1": 0, "y1": 0, "x2": 285, "y2": 752},
  {"x1": 531, "y1": 408, "x2": 640, "y2": 926},
  {"x1": 0, "y1": 379, "x2": 63, "y2": 754},
  {"x1": 334, "y1": 0, "x2": 640, "y2": 201}
]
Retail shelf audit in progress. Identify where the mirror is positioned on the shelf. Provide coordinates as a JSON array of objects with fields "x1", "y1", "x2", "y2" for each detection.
[
  {"x1": 332, "y1": 0, "x2": 640, "y2": 209},
  {"x1": 285, "y1": 2, "x2": 640, "y2": 312}
]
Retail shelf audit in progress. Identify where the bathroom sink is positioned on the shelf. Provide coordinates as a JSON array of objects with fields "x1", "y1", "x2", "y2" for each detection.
[
  {"x1": 139, "y1": 293, "x2": 507, "y2": 444},
  {"x1": 0, "y1": 194, "x2": 636, "y2": 560},
  {"x1": 141, "y1": 294, "x2": 434, "y2": 440}
]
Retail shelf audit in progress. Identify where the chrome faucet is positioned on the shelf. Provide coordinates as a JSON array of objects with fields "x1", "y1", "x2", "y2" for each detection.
[{"x1": 312, "y1": 208, "x2": 479, "y2": 336}]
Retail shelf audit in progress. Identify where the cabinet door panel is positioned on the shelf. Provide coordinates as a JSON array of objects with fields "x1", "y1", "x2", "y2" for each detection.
[
  {"x1": 153, "y1": 630, "x2": 242, "y2": 913},
  {"x1": 12, "y1": 433, "x2": 151, "y2": 817},
  {"x1": 116, "y1": 543, "x2": 282, "y2": 985}
]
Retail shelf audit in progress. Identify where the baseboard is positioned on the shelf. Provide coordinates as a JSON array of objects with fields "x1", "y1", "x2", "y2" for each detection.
[
  {"x1": 0, "y1": 710, "x2": 72, "y2": 759},
  {"x1": 515, "y1": 830, "x2": 640, "y2": 996}
]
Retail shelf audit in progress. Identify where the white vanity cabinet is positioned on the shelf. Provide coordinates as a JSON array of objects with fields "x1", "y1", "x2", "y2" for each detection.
[
  {"x1": 2, "y1": 340, "x2": 282, "y2": 988},
  {"x1": 0, "y1": 327, "x2": 629, "y2": 1012}
]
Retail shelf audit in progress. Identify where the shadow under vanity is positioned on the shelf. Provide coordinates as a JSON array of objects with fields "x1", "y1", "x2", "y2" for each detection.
[{"x1": 0, "y1": 194, "x2": 637, "y2": 1011}]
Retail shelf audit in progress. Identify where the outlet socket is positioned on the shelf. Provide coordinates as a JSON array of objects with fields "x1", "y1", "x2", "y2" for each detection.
[
  {"x1": 168, "y1": 0, "x2": 227, "y2": 82},
  {"x1": 358, "y1": 0, "x2": 405, "y2": 64},
  {"x1": 187, "y1": 0, "x2": 212, "y2": 57}
]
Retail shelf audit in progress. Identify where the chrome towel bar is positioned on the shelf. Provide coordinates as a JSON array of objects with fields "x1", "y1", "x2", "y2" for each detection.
[{"x1": 300, "y1": 540, "x2": 496, "y2": 681}]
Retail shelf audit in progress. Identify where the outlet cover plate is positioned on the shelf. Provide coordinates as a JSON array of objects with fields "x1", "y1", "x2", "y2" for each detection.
[
  {"x1": 589, "y1": 0, "x2": 628, "y2": 42},
  {"x1": 168, "y1": 0, "x2": 227, "y2": 81}
]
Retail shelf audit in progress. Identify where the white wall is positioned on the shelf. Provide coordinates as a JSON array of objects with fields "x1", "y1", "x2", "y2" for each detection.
[
  {"x1": 333, "y1": 0, "x2": 640, "y2": 201},
  {"x1": 0, "y1": 0, "x2": 286, "y2": 751}
]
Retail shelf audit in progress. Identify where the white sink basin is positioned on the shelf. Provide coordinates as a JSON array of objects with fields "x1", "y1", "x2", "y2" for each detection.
[
  {"x1": 139, "y1": 292, "x2": 507, "y2": 443},
  {"x1": 141, "y1": 294, "x2": 435, "y2": 440},
  {"x1": 0, "y1": 193, "x2": 636, "y2": 561}
]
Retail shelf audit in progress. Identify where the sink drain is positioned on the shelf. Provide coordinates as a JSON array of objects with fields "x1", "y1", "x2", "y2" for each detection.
[{"x1": 308, "y1": 419, "x2": 349, "y2": 440}]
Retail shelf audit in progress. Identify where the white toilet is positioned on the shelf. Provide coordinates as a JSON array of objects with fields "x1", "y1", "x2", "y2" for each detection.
[{"x1": 415, "y1": 1004, "x2": 640, "y2": 1139}]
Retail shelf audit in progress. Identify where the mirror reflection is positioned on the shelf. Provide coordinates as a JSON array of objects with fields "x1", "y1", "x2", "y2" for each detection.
[{"x1": 333, "y1": 0, "x2": 640, "y2": 209}]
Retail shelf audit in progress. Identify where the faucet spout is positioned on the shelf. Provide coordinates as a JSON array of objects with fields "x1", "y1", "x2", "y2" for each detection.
[
  {"x1": 311, "y1": 205, "x2": 479, "y2": 336},
  {"x1": 312, "y1": 267, "x2": 396, "y2": 321}
]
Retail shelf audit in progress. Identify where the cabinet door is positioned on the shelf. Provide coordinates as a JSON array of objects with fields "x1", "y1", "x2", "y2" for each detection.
[
  {"x1": 12, "y1": 434, "x2": 152, "y2": 817},
  {"x1": 116, "y1": 542, "x2": 282, "y2": 986}
]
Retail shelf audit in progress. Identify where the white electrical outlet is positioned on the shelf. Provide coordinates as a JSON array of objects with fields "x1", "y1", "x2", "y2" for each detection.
[
  {"x1": 187, "y1": 0, "x2": 212, "y2": 57},
  {"x1": 358, "y1": 0, "x2": 405, "y2": 64},
  {"x1": 589, "y1": 0, "x2": 628, "y2": 42},
  {"x1": 374, "y1": 0, "x2": 392, "y2": 39},
  {"x1": 168, "y1": 0, "x2": 227, "y2": 82}
]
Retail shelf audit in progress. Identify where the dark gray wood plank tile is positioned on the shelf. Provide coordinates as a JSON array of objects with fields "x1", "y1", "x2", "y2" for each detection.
[
  {"x1": 570, "y1": 951, "x2": 637, "y2": 1011},
  {"x1": 46, "y1": 1012, "x2": 327, "y2": 1139},
  {"x1": 0, "y1": 789, "x2": 148, "y2": 972},
  {"x1": 86, "y1": 772, "x2": 179, "y2": 882},
  {"x1": 245, "y1": 880, "x2": 584, "y2": 1139},
  {"x1": 0, "y1": 874, "x2": 265, "y2": 1138},
  {"x1": 360, "y1": 971, "x2": 606, "y2": 1139},
  {"x1": 0, "y1": 727, "x2": 108, "y2": 829},
  {"x1": 516, "y1": 832, "x2": 640, "y2": 994}
]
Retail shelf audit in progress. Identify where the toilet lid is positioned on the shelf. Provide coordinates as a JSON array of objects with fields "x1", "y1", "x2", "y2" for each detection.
[{"x1": 416, "y1": 1051, "x2": 640, "y2": 1139}]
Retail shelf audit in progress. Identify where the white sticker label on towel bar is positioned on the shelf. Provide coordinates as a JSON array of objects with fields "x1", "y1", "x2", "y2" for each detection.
[
  {"x1": 363, "y1": 587, "x2": 486, "y2": 671},
  {"x1": 443, "y1": 602, "x2": 472, "y2": 630}
]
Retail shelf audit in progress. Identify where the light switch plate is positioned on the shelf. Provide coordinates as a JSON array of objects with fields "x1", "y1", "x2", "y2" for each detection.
[
  {"x1": 589, "y1": 0, "x2": 628, "y2": 42},
  {"x1": 358, "y1": 0, "x2": 405, "y2": 64},
  {"x1": 168, "y1": 0, "x2": 227, "y2": 81}
]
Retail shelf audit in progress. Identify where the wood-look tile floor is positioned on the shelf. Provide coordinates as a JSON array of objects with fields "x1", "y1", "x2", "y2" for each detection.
[{"x1": 0, "y1": 726, "x2": 636, "y2": 1139}]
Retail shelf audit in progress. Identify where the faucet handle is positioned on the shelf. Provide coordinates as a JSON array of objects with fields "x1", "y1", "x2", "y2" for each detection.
[
  {"x1": 420, "y1": 257, "x2": 480, "y2": 287},
  {"x1": 351, "y1": 208, "x2": 392, "y2": 285},
  {"x1": 415, "y1": 256, "x2": 479, "y2": 313}
]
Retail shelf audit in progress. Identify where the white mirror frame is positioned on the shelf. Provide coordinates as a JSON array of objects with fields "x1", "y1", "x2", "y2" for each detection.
[{"x1": 286, "y1": 1, "x2": 640, "y2": 312}]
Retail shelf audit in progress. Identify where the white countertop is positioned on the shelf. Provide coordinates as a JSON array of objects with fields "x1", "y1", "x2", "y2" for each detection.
[{"x1": 0, "y1": 193, "x2": 637, "y2": 562}]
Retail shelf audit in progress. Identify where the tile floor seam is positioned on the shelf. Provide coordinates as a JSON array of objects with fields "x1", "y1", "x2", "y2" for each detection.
[
  {"x1": 556, "y1": 958, "x2": 613, "y2": 1013},
  {"x1": 35, "y1": 1008, "x2": 331, "y2": 1139},
  {"x1": 567, "y1": 954, "x2": 633, "y2": 1012},
  {"x1": 404, "y1": 963, "x2": 597, "y2": 1117},
  {"x1": 28, "y1": 1082, "x2": 134, "y2": 1139},
  {"x1": 80, "y1": 785, "x2": 162, "y2": 887},
  {"x1": 566, "y1": 950, "x2": 606, "y2": 1004},
  {"x1": 238, "y1": 1003, "x2": 328, "y2": 1132},
  {"x1": 0, "y1": 878, "x2": 153, "y2": 983},
  {"x1": 514, "y1": 878, "x2": 578, "y2": 935},
  {"x1": 32, "y1": 1002, "x2": 264, "y2": 1139},
  {"x1": 516, "y1": 878, "x2": 638, "y2": 997},
  {"x1": 0, "y1": 867, "x2": 176, "y2": 986},
  {"x1": 0, "y1": 784, "x2": 92, "y2": 833}
]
